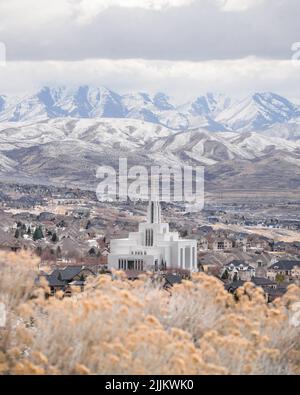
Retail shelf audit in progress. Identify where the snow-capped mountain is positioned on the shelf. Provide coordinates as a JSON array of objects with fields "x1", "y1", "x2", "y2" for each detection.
[
  {"x1": 0, "y1": 117, "x2": 299, "y2": 190},
  {"x1": 216, "y1": 92, "x2": 300, "y2": 131},
  {"x1": 0, "y1": 87, "x2": 300, "y2": 191},
  {"x1": 1, "y1": 87, "x2": 299, "y2": 132},
  {"x1": 175, "y1": 93, "x2": 232, "y2": 131},
  {"x1": 148, "y1": 128, "x2": 300, "y2": 166},
  {"x1": 178, "y1": 93, "x2": 232, "y2": 117},
  {"x1": 0, "y1": 117, "x2": 173, "y2": 152},
  {"x1": 0, "y1": 86, "x2": 126, "y2": 122}
]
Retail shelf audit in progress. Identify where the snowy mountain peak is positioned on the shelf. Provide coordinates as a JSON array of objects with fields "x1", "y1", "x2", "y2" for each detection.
[
  {"x1": 216, "y1": 92, "x2": 300, "y2": 131},
  {"x1": 253, "y1": 92, "x2": 299, "y2": 112},
  {"x1": 153, "y1": 92, "x2": 174, "y2": 111},
  {"x1": 0, "y1": 85, "x2": 127, "y2": 122},
  {"x1": 179, "y1": 92, "x2": 232, "y2": 117},
  {"x1": 122, "y1": 92, "x2": 152, "y2": 109},
  {"x1": 0, "y1": 87, "x2": 299, "y2": 132}
]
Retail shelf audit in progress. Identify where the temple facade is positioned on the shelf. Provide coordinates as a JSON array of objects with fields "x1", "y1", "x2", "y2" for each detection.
[{"x1": 108, "y1": 201, "x2": 198, "y2": 272}]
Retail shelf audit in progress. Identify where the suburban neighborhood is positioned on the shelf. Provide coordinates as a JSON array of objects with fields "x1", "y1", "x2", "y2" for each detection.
[{"x1": 0, "y1": 182, "x2": 299, "y2": 303}]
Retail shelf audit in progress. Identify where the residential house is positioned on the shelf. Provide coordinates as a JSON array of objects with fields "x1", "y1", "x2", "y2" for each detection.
[
  {"x1": 251, "y1": 277, "x2": 278, "y2": 301},
  {"x1": 225, "y1": 277, "x2": 284, "y2": 302},
  {"x1": 267, "y1": 260, "x2": 300, "y2": 282},
  {"x1": 266, "y1": 284, "x2": 289, "y2": 302},
  {"x1": 272, "y1": 242, "x2": 287, "y2": 252},
  {"x1": 0, "y1": 229, "x2": 22, "y2": 252},
  {"x1": 213, "y1": 238, "x2": 234, "y2": 252},
  {"x1": 198, "y1": 237, "x2": 209, "y2": 251},
  {"x1": 246, "y1": 236, "x2": 270, "y2": 251},
  {"x1": 43, "y1": 266, "x2": 96, "y2": 295},
  {"x1": 163, "y1": 273, "x2": 183, "y2": 290},
  {"x1": 223, "y1": 260, "x2": 256, "y2": 281},
  {"x1": 229, "y1": 233, "x2": 248, "y2": 249}
]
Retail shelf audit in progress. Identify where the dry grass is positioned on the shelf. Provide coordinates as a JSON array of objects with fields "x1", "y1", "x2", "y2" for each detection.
[
  {"x1": 0, "y1": 251, "x2": 300, "y2": 375},
  {"x1": 212, "y1": 223, "x2": 300, "y2": 243}
]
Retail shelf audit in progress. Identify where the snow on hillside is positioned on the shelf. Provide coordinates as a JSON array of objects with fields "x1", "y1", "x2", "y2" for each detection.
[
  {"x1": 178, "y1": 93, "x2": 232, "y2": 117},
  {"x1": 1, "y1": 87, "x2": 299, "y2": 132},
  {"x1": 216, "y1": 93, "x2": 300, "y2": 131},
  {"x1": 1, "y1": 117, "x2": 299, "y2": 166},
  {"x1": 0, "y1": 118, "x2": 174, "y2": 151},
  {"x1": 0, "y1": 116, "x2": 299, "y2": 190},
  {"x1": 226, "y1": 132, "x2": 300, "y2": 155},
  {"x1": 148, "y1": 127, "x2": 300, "y2": 168}
]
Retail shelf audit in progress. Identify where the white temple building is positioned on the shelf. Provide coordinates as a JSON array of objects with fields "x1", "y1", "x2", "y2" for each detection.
[{"x1": 108, "y1": 201, "x2": 198, "y2": 272}]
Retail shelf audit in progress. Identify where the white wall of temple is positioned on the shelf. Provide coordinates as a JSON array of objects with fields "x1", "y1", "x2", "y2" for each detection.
[
  {"x1": 108, "y1": 201, "x2": 198, "y2": 272},
  {"x1": 110, "y1": 238, "x2": 136, "y2": 254},
  {"x1": 108, "y1": 241, "x2": 197, "y2": 271},
  {"x1": 138, "y1": 223, "x2": 179, "y2": 244},
  {"x1": 108, "y1": 253, "x2": 161, "y2": 271},
  {"x1": 174, "y1": 241, "x2": 197, "y2": 270}
]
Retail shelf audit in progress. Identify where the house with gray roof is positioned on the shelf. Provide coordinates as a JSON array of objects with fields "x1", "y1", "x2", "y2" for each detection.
[
  {"x1": 42, "y1": 266, "x2": 96, "y2": 295},
  {"x1": 267, "y1": 260, "x2": 300, "y2": 282},
  {"x1": 223, "y1": 260, "x2": 256, "y2": 281}
]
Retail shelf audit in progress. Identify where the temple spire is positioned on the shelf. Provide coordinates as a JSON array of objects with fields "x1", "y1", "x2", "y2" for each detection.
[{"x1": 147, "y1": 200, "x2": 161, "y2": 224}]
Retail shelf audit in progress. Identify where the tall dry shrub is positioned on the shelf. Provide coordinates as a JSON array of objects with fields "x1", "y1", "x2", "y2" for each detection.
[
  {"x1": 0, "y1": 251, "x2": 39, "y2": 372},
  {"x1": 0, "y1": 252, "x2": 299, "y2": 375}
]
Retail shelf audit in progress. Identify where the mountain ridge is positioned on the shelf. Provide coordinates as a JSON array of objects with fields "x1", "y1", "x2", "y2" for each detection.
[
  {"x1": 0, "y1": 117, "x2": 299, "y2": 191},
  {"x1": 0, "y1": 86, "x2": 299, "y2": 132}
]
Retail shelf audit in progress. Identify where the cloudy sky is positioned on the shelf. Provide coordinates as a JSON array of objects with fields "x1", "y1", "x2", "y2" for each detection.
[{"x1": 0, "y1": 0, "x2": 299, "y2": 101}]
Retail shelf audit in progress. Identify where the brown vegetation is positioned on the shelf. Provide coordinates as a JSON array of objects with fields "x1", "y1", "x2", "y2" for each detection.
[{"x1": 0, "y1": 251, "x2": 300, "y2": 375}]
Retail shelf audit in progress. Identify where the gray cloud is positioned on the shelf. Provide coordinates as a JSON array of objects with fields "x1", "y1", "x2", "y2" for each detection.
[
  {"x1": 0, "y1": 0, "x2": 299, "y2": 101},
  {"x1": 1, "y1": 58, "x2": 300, "y2": 103},
  {"x1": 0, "y1": 0, "x2": 299, "y2": 62}
]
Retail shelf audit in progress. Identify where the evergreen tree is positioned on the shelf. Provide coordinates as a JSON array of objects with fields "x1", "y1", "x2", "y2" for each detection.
[
  {"x1": 221, "y1": 269, "x2": 229, "y2": 280},
  {"x1": 51, "y1": 233, "x2": 58, "y2": 243},
  {"x1": 33, "y1": 227, "x2": 44, "y2": 241}
]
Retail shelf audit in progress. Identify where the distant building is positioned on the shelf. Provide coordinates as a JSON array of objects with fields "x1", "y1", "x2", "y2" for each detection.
[
  {"x1": 213, "y1": 238, "x2": 234, "y2": 251},
  {"x1": 267, "y1": 260, "x2": 300, "y2": 282},
  {"x1": 42, "y1": 266, "x2": 96, "y2": 295},
  {"x1": 108, "y1": 201, "x2": 197, "y2": 273},
  {"x1": 272, "y1": 242, "x2": 286, "y2": 252},
  {"x1": 223, "y1": 260, "x2": 256, "y2": 281},
  {"x1": 198, "y1": 237, "x2": 209, "y2": 251},
  {"x1": 251, "y1": 276, "x2": 277, "y2": 291},
  {"x1": 225, "y1": 277, "x2": 283, "y2": 302}
]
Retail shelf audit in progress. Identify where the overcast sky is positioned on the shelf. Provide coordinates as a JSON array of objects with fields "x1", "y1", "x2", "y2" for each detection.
[{"x1": 0, "y1": 0, "x2": 299, "y2": 101}]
